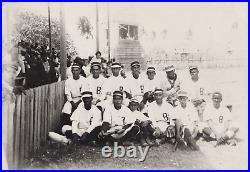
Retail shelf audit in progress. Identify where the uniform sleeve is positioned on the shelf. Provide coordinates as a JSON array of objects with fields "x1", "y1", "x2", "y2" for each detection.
[
  {"x1": 137, "y1": 111, "x2": 149, "y2": 121},
  {"x1": 203, "y1": 106, "x2": 213, "y2": 122},
  {"x1": 81, "y1": 78, "x2": 90, "y2": 93},
  {"x1": 124, "y1": 107, "x2": 135, "y2": 125},
  {"x1": 72, "y1": 121, "x2": 79, "y2": 134},
  {"x1": 70, "y1": 103, "x2": 84, "y2": 121},
  {"x1": 147, "y1": 105, "x2": 158, "y2": 127},
  {"x1": 65, "y1": 79, "x2": 72, "y2": 102},
  {"x1": 190, "y1": 104, "x2": 199, "y2": 122}
]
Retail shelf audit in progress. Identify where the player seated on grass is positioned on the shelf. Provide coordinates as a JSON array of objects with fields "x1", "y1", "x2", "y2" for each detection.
[
  {"x1": 202, "y1": 92, "x2": 239, "y2": 147},
  {"x1": 99, "y1": 91, "x2": 140, "y2": 146},
  {"x1": 128, "y1": 98, "x2": 155, "y2": 146},
  {"x1": 61, "y1": 91, "x2": 103, "y2": 145},
  {"x1": 147, "y1": 88, "x2": 179, "y2": 145},
  {"x1": 175, "y1": 91, "x2": 200, "y2": 150}
]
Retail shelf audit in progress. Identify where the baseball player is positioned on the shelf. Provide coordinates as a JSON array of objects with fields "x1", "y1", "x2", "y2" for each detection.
[
  {"x1": 203, "y1": 92, "x2": 239, "y2": 146},
  {"x1": 99, "y1": 91, "x2": 140, "y2": 145},
  {"x1": 61, "y1": 63, "x2": 89, "y2": 127},
  {"x1": 147, "y1": 88, "x2": 179, "y2": 145},
  {"x1": 103, "y1": 62, "x2": 130, "y2": 108},
  {"x1": 126, "y1": 61, "x2": 145, "y2": 102},
  {"x1": 182, "y1": 66, "x2": 211, "y2": 120},
  {"x1": 141, "y1": 66, "x2": 160, "y2": 107},
  {"x1": 175, "y1": 91, "x2": 200, "y2": 150},
  {"x1": 61, "y1": 91, "x2": 102, "y2": 145},
  {"x1": 160, "y1": 65, "x2": 181, "y2": 107},
  {"x1": 86, "y1": 62, "x2": 107, "y2": 109},
  {"x1": 128, "y1": 98, "x2": 155, "y2": 146}
]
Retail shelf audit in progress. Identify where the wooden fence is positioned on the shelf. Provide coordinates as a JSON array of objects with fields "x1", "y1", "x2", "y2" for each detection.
[{"x1": 3, "y1": 81, "x2": 65, "y2": 169}]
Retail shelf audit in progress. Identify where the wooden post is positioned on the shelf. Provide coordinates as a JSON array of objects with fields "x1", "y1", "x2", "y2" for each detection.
[
  {"x1": 59, "y1": 3, "x2": 67, "y2": 80},
  {"x1": 48, "y1": 3, "x2": 52, "y2": 57},
  {"x1": 107, "y1": 3, "x2": 111, "y2": 61},
  {"x1": 96, "y1": 3, "x2": 100, "y2": 51}
]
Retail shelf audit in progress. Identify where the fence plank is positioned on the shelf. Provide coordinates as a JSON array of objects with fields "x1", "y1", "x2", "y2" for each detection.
[
  {"x1": 24, "y1": 91, "x2": 30, "y2": 159},
  {"x1": 19, "y1": 94, "x2": 26, "y2": 166},
  {"x1": 33, "y1": 88, "x2": 38, "y2": 152},
  {"x1": 29, "y1": 89, "x2": 34, "y2": 154},
  {"x1": 37, "y1": 87, "x2": 41, "y2": 150},
  {"x1": 43, "y1": 85, "x2": 48, "y2": 142},
  {"x1": 7, "y1": 81, "x2": 65, "y2": 169},
  {"x1": 13, "y1": 95, "x2": 21, "y2": 168},
  {"x1": 40, "y1": 86, "x2": 45, "y2": 146}
]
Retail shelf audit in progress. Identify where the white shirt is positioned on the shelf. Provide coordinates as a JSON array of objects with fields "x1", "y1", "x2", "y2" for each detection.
[
  {"x1": 175, "y1": 102, "x2": 199, "y2": 126},
  {"x1": 147, "y1": 101, "x2": 177, "y2": 127},
  {"x1": 144, "y1": 76, "x2": 161, "y2": 93},
  {"x1": 127, "y1": 73, "x2": 145, "y2": 97},
  {"x1": 103, "y1": 105, "x2": 134, "y2": 127},
  {"x1": 182, "y1": 77, "x2": 211, "y2": 101},
  {"x1": 104, "y1": 75, "x2": 128, "y2": 94},
  {"x1": 203, "y1": 103, "x2": 232, "y2": 126},
  {"x1": 130, "y1": 110, "x2": 149, "y2": 122},
  {"x1": 86, "y1": 75, "x2": 106, "y2": 101},
  {"x1": 71, "y1": 102, "x2": 102, "y2": 133},
  {"x1": 160, "y1": 74, "x2": 181, "y2": 97},
  {"x1": 65, "y1": 76, "x2": 89, "y2": 102},
  {"x1": 90, "y1": 57, "x2": 102, "y2": 63}
]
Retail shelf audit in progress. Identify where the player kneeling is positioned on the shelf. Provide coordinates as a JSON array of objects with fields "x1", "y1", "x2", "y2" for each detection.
[
  {"x1": 202, "y1": 92, "x2": 239, "y2": 147},
  {"x1": 61, "y1": 91, "x2": 103, "y2": 145},
  {"x1": 98, "y1": 91, "x2": 140, "y2": 146},
  {"x1": 128, "y1": 98, "x2": 155, "y2": 146},
  {"x1": 175, "y1": 91, "x2": 200, "y2": 151}
]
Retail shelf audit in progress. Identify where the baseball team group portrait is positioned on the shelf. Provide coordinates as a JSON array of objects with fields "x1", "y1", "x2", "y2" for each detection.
[{"x1": 2, "y1": 2, "x2": 247, "y2": 170}]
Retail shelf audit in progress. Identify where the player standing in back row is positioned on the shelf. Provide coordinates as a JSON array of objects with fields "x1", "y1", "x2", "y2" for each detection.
[{"x1": 126, "y1": 61, "x2": 145, "y2": 104}]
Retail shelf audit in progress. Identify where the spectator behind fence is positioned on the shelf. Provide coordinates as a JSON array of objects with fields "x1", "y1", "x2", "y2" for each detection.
[{"x1": 17, "y1": 41, "x2": 59, "y2": 89}]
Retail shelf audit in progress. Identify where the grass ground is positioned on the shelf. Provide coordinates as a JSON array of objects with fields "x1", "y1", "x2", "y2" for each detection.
[{"x1": 22, "y1": 67, "x2": 248, "y2": 170}]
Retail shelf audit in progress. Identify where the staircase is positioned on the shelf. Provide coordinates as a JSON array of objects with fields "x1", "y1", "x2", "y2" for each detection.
[{"x1": 114, "y1": 40, "x2": 146, "y2": 70}]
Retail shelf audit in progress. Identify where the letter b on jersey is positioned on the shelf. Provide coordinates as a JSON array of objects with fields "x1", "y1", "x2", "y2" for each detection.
[{"x1": 97, "y1": 86, "x2": 102, "y2": 95}]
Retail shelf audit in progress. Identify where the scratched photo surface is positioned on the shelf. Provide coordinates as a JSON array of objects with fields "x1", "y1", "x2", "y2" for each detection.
[{"x1": 2, "y1": 2, "x2": 247, "y2": 170}]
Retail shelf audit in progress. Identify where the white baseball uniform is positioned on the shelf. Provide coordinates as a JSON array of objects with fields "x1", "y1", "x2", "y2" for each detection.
[
  {"x1": 175, "y1": 102, "x2": 199, "y2": 131},
  {"x1": 62, "y1": 76, "x2": 89, "y2": 114},
  {"x1": 86, "y1": 75, "x2": 106, "y2": 105},
  {"x1": 126, "y1": 73, "x2": 145, "y2": 102},
  {"x1": 147, "y1": 101, "x2": 177, "y2": 132},
  {"x1": 70, "y1": 102, "x2": 102, "y2": 136},
  {"x1": 203, "y1": 104, "x2": 233, "y2": 133}
]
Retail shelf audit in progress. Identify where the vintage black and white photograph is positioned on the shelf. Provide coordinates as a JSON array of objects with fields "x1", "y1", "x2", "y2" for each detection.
[{"x1": 2, "y1": 2, "x2": 248, "y2": 170}]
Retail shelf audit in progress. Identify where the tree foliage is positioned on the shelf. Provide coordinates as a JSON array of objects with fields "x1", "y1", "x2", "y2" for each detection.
[
  {"x1": 12, "y1": 11, "x2": 77, "y2": 56},
  {"x1": 77, "y1": 16, "x2": 93, "y2": 39}
]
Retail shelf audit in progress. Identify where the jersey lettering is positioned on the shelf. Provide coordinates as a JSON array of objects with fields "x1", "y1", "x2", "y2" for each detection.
[
  {"x1": 200, "y1": 88, "x2": 204, "y2": 96},
  {"x1": 97, "y1": 86, "x2": 102, "y2": 94},
  {"x1": 89, "y1": 116, "x2": 93, "y2": 125},
  {"x1": 219, "y1": 115, "x2": 223, "y2": 123},
  {"x1": 140, "y1": 85, "x2": 144, "y2": 94},
  {"x1": 163, "y1": 113, "x2": 170, "y2": 124}
]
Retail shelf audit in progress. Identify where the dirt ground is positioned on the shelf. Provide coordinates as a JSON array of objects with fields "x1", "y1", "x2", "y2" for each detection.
[{"x1": 22, "y1": 67, "x2": 248, "y2": 170}]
